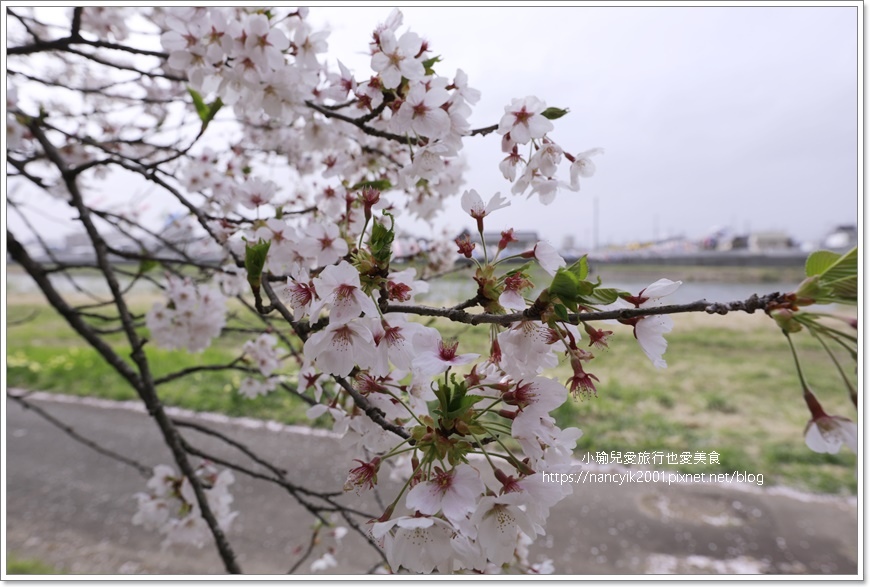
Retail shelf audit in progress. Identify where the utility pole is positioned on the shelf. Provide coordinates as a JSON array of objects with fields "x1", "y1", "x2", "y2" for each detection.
[{"x1": 592, "y1": 196, "x2": 599, "y2": 251}]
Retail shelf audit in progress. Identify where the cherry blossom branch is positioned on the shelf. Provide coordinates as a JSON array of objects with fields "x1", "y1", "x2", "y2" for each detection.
[
  {"x1": 8, "y1": 8, "x2": 167, "y2": 59},
  {"x1": 469, "y1": 123, "x2": 499, "y2": 137},
  {"x1": 176, "y1": 439, "x2": 331, "y2": 526},
  {"x1": 8, "y1": 68, "x2": 172, "y2": 102},
  {"x1": 8, "y1": 199, "x2": 105, "y2": 303},
  {"x1": 153, "y1": 361, "x2": 258, "y2": 386},
  {"x1": 172, "y1": 425, "x2": 390, "y2": 569},
  {"x1": 22, "y1": 120, "x2": 244, "y2": 574},
  {"x1": 107, "y1": 159, "x2": 242, "y2": 266},
  {"x1": 8, "y1": 231, "x2": 143, "y2": 388},
  {"x1": 171, "y1": 426, "x2": 373, "y2": 514},
  {"x1": 332, "y1": 376, "x2": 411, "y2": 440},
  {"x1": 287, "y1": 528, "x2": 322, "y2": 574},
  {"x1": 305, "y1": 100, "x2": 418, "y2": 145},
  {"x1": 383, "y1": 292, "x2": 786, "y2": 326}
]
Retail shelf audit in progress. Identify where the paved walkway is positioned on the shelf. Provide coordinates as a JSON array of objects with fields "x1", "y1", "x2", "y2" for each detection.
[{"x1": 5, "y1": 392, "x2": 860, "y2": 576}]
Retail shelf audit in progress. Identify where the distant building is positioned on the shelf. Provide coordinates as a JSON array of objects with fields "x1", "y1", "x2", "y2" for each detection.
[
  {"x1": 458, "y1": 230, "x2": 539, "y2": 261},
  {"x1": 473, "y1": 230, "x2": 539, "y2": 251},
  {"x1": 747, "y1": 231, "x2": 794, "y2": 252},
  {"x1": 822, "y1": 225, "x2": 857, "y2": 251},
  {"x1": 716, "y1": 235, "x2": 749, "y2": 251}
]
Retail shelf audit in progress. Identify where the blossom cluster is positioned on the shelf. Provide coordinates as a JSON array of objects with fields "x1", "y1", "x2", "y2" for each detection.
[
  {"x1": 497, "y1": 96, "x2": 604, "y2": 204},
  {"x1": 138, "y1": 6, "x2": 684, "y2": 568},
  {"x1": 158, "y1": 7, "x2": 479, "y2": 228},
  {"x1": 145, "y1": 275, "x2": 227, "y2": 353},
  {"x1": 133, "y1": 463, "x2": 237, "y2": 549},
  {"x1": 6, "y1": 5, "x2": 857, "y2": 576},
  {"x1": 159, "y1": 7, "x2": 323, "y2": 122}
]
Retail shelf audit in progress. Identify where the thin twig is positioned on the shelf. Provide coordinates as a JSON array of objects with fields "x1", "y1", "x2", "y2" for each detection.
[{"x1": 8, "y1": 391, "x2": 152, "y2": 477}]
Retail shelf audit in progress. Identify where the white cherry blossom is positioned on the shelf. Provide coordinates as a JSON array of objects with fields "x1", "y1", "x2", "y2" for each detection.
[
  {"x1": 569, "y1": 148, "x2": 604, "y2": 190},
  {"x1": 367, "y1": 316, "x2": 430, "y2": 377},
  {"x1": 619, "y1": 279, "x2": 682, "y2": 369},
  {"x1": 405, "y1": 463, "x2": 485, "y2": 526},
  {"x1": 469, "y1": 493, "x2": 538, "y2": 566},
  {"x1": 805, "y1": 414, "x2": 858, "y2": 454},
  {"x1": 391, "y1": 83, "x2": 451, "y2": 140},
  {"x1": 303, "y1": 320, "x2": 377, "y2": 377},
  {"x1": 497, "y1": 96, "x2": 554, "y2": 145},
  {"x1": 370, "y1": 29, "x2": 425, "y2": 90},
  {"x1": 803, "y1": 390, "x2": 858, "y2": 454},
  {"x1": 310, "y1": 261, "x2": 378, "y2": 324},
  {"x1": 373, "y1": 516, "x2": 456, "y2": 574},
  {"x1": 411, "y1": 328, "x2": 479, "y2": 379},
  {"x1": 497, "y1": 322, "x2": 558, "y2": 379},
  {"x1": 460, "y1": 189, "x2": 510, "y2": 227},
  {"x1": 635, "y1": 315, "x2": 674, "y2": 369},
  {"x1": 525, "y1": 241, "x2": 565, "y2": 276}
]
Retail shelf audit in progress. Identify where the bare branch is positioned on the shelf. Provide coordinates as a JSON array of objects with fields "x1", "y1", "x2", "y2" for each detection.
[
  {"x1": 8, "y1": 391, "x2": 152, "y2": 477},
  {"x1": 22, "y1": 120, "x2": 244, "y2": 574}
]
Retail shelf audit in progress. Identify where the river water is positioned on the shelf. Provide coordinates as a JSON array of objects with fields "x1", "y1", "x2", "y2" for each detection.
[
  {"x1": 7, "y1": 265, "x2": 797, "y2": 307},
  {"x1": 420, "y1": 278, "x2": 797, "y2": 306}
]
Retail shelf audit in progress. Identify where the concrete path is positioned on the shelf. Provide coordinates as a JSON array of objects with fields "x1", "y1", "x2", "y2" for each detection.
[{"x1": 4, "y1": 392, "x2": 860, "y2": 576}]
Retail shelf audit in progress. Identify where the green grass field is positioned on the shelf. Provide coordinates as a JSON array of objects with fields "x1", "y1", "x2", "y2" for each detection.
[
  {"x1": 5, "y1": 552, "x2": 63, "y2": 575},
  {"x1": 6, "y1": 269, "x2": 858, "y2": 495}
]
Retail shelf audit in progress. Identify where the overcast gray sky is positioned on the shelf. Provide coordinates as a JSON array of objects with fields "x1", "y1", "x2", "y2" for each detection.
[
  {"x1": 7, "y1": 5, "x2": 859, "y2": 251},
  {"x1": 311, "y1": 5, "x2": 859, "y2": 248}
]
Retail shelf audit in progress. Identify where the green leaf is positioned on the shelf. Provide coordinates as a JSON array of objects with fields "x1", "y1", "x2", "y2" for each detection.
[
  {"x1": 244, "y1": 238, "x2": 271, "y2": 291},
  {"x1": 188, "y1": 87, "x2": 208, "y2": 120},
  {"x1": 445, "y1": 395, "x2": 483, "y2": 420},
  {"x1": 137, "y1": 256, "x2": 158, "y2": 275},
  {"x1": 813, "y1": 276, "x2": 857, "y2": 305},
  {"x1": 504, "y1": 262, "x2": 533, "y2": 277},
  {"x1": 803, "y1": 247, "x2": 857, "y2": 304},
  {"x1": 187, "y1": 87, "x2": 223, "y2": 131},
  {"x1": 204, "y1": 97, "x2": 223, "y2": 126},
  {"x1": 433, "y1": 382, "x2": 450, "y2": 415},
  {"x1": 352, "y1": 179, "x2": 393, "y2": 192},
  {"x1": 806, "y1": 248, "x2": 856, "y2": 281},
  {"x1": 581, "y1": 287, "x2": 623, "y2": 306},
  {"x1": 827, "y1": 276, "x2": 858, "y2": 302},
  {"x1": 541, "y1": 107, "x2": 570, "y2": 120},
  {"x1": 422, "y1": 55, "x2": 441, "y2": 76},
  {"x1": 553, "y1": 303, "x2": 569, "y2": 323},
  {"x1": 576, "y1": 280, "x2": 595, "y2": 296},
  {"x1": 566, "y1": 255, "x2": 589, "y2": 281},
  {"x1": 819, "y1": 246, "x2": 857, "y2": 283},
  {"x1": 549, "y1": 268, "x2": 580, "y2": 311},
  {"x1": 370, "y1": 216, "x2": 394, "y2": 266}
]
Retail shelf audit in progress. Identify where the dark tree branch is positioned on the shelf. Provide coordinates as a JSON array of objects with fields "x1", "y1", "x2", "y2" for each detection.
[
  {"x1": 8, "y1": 199, "x2": 105, "y2": 304},
  {"x1": 8, "y1": 230, "x2": 142, "y2": 389},
  {"x1": 305, "y1": 100, "x2": 418, "y2": 145},
  {"x1": 469, "y1": 123, "x2": 499, "y2": 137},
  {"x1": 70, "y1": 7, "x2": 82, "y2": 38},
  {"x1": 287, "y1": 527, "x2": 321, "y2": 574},
  {"x1": 153, "y1": 360, "x2": 258, "y2": 386},
  {"x1": 8, "y1": 390, "x2": 152, "y2": 477},
  {"x1": 383, "y1": 292, "x2": 787, "y2": 327},
  {"x1": 23, "y1": 120, "x2": 243, "y2": 574},
  {"x1": 332, "y1": 376, "x2": 410, "y2": 441}
]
